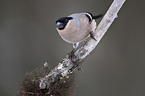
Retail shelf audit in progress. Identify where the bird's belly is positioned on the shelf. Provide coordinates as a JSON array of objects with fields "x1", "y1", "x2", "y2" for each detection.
[{"x1": 60, "y1": 29, "x2": 89, "y2": 43}]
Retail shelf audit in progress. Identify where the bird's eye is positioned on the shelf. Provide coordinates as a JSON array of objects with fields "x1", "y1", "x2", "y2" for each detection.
[{"x1": 56, "y1": 22, "x2": 64, "y2": 30}]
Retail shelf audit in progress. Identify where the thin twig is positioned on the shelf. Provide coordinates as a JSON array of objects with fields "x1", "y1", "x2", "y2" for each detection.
[{"x1": 39, "y1": 0, "x2": 126, "y2": 94}]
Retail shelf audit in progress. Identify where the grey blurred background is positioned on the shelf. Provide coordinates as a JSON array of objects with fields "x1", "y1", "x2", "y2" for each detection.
[{"x1": 0, "y1": 0, "x2": 145, "y2": 96}]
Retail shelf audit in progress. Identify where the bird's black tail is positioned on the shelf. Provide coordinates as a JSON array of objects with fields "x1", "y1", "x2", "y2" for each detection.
[{"x1": 92, "y1": 14, "x2": 103, "y2": 19}]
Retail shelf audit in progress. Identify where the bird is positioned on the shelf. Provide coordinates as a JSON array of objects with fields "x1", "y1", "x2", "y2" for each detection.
[{"x1": 56, "y1": 12, "x2": 103, "y2": 48}]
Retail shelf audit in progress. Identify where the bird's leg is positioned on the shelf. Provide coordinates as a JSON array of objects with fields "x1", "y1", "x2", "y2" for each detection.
[
  {"x1": 69, "y1": 42, "x2": 79, "y2": 64},
  {"x1": 69, "y1": 47, "x2": 82, "y2": 72},
  {"x1": 69, "y1": 42, "x2": 80, "y2": 64},
  {"x1": 89, "y1": 31, "x2": 97, "y2": 41},
  {"x1": 73, "y1": 42, "x2": 79, "y2": 49}
]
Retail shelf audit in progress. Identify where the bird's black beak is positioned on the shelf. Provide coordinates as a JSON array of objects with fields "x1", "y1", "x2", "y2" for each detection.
[{"x1": 56, "y1": 22, "x2": 64, "y2": 29}]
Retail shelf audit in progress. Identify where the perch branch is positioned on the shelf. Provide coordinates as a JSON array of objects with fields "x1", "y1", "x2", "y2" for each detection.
[{"x1": 39, "y1": 0, "x2": 126, "y2": 94}]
